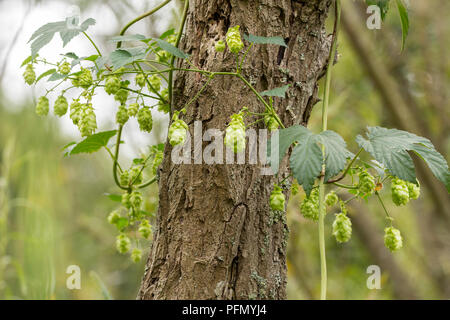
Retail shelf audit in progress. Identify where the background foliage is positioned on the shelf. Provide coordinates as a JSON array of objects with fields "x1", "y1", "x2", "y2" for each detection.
[{"x1": 0, "y1": 0, "x2": 448, "y2": 299}]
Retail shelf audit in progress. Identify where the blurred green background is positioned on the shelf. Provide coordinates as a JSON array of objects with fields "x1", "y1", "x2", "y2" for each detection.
[{"x1": 0, "y1": 0, "x2": 448, "y2": 299}]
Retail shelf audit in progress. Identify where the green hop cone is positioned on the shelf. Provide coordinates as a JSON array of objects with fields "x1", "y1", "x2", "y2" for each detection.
[
  {"x1": 384, "y1": 226, "x2": 403, "y2": 252},
  {"x1": 54, "y1": 95, "x2": 68, "y2": 117},
  {"x1": 131, "y1": 248, "x2": 142, "y2": 263},
  {"x1": 114, "y1": 85, "x2": 129, "y2": 105},
  {"x1": 357, "y1": 170, "x2": 376, "y2": 196},
  {"x1": 391, "y1": 178, "x2": 410, "y2": 206},
  {"x1": 167, "y1": 34, "x2": 177, "y2": 45},
  {"x1": 156, "y1": 50, "x2": 171, "y2": 63},
  {"x1": 224, "y1": 112, "x2": 246, "y2": 153},
  {"x1": 72, "y1": 68, "x2": 93, "y2": 88},
  {"x1": 226, "y1": 25, "x2": 244, "y2": 54},
  {"x1": 264, "y1": 114, "x2": 279, "y2": 132},
  {"x1": 128, "y1": 103, "x2": 139, "y2": 117},
  {"x1": 138, "y1": 220, "x2": 152, "y2": 239},
  {"x1": 130, "y1": 167, "x2": 143, "y2": 185},
  {"x1": 152, "y1": 151, "x2": 163, "y2": 175},
  {"x1": 105, "y1": 76, "x2": 121, "y2": 95},
  {"x1": 325, "y1": 191, "x2": 339, "y2": 207},
  {"x1": 168, "y1": 114, "x2": 188, "y2": 146},
  {"x1": 300, "y1": 189, "x2": 319, "y2": 221},
  {"x1": 116, "y1": 104, "x2": 129, "y2": 125},
  {"x1": 157, "y1": 88, "x2": 170, "y2": 114},
  {"x1": 269, "y1": 185, "x2": 285, "y2": 211},
  {"x1": 332, "y1": 213, "x2": 352, "y2": 243},
  {"x1": 122, "y1": 192, "x2": 132, "y2": 209},
  {"x1": 148, "y1": 75, "x2": 161, "y2": 93},
  {"x1": 137, "y1": 106, "x2": 153, "y2": 133},
  {"x1": 69, "y1": 100, "x2": 82, "y2": 125},
  {"x1": 78, "y1": 103, "x2": 97, "y2": 137},
  {"x1": 215, "y1": 40, "x2": 226, "y2": 52},
  {"x1": 23, "y1": 63, "x2": 36, "y2": 85},
  {"x1": 406, "y1": 181, "x2": 420, "y2": 200},
  {"x1": 107, "y1": 210, "x2": 120, "y2": 225},
  {"x1": 135, "y1": 73, "x2": 146, "y2": 88},
  {"x1": 58, "y1": 61, "x2": 71, "y2": 75},
  {"x1": 130, "y1": 190, "x2": 143, "y2": 210},
  {"x1": 35, "y1": 96, "x2": 49, "y2": 116},
  {"x1": 116, "y1": 233, "x2": 131, "y2": 254},
  {"x1": 120, "y1": 170, "x2": 130, "y2": 186},
  {"x1": 291, "y1": 182, "x2": 299, "y2": 196}
]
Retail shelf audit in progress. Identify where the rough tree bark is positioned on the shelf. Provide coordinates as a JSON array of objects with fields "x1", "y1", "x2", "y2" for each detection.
[{"x1": 138, "y1": 0, "x2": 332, "y2": 300}]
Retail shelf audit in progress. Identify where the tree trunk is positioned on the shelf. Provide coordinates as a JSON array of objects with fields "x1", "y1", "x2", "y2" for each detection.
[{"x1": 138, "y1": 0, "x2": 332, "y2": 300}]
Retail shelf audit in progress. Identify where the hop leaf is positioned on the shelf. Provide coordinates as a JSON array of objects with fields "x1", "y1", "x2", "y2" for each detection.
[
  {"x1": 384, "y1": 226, "x2": 403, "y2": 251},
  {"x1": 269, "y1": 185, "x2": 285, "y2": 211},
  {"x1": 332, "y1": 213, "x2": 352, "y2": 243},
  {"x1": 391, "y1": 178, "x2": 410, "y2": 206},
  {"x1": 226, "y1": 26, "x2": 244, "y2": 54},
  {"x1": 35, "y1": 96, "x2": 49, "y2": 116},
  {"x1": 137, "y1": 106, "x2": 153, "y2": 133},
  {"x1": 116, "y1": 233, "x2": 131, "y2": 254},
  {"x1": 54, "y1": 95, "x2": 68, "y2": 117}
]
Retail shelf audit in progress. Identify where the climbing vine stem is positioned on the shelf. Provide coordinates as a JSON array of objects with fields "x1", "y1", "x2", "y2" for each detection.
[{"x1": 318, "y1": 0, "x2": 341, "y2": 300}]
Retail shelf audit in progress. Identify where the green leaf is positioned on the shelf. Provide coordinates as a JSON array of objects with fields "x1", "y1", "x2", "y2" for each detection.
[
  {"x1": 109, "y1": 47, "x2": 147, "y2": 70},
  {"x1": 28, "y1": 21, "x2": 65, "y2": 43},
  {"x1": 80, "y1": 18, "x2": 96, "y2": 31},
  {"x1": 48, "y1": 72, "x2": 67, "y2": 81},
  {"x1": 31, "y1": 32, "x2": 55, "y2": 57},
  {"x1": 244, "y1": 34, "x2": 287, "y2": 47},
  {"x1": 21, "y1": 55, "x2": 33, "y2": 67},
  {"x1": 115, "y1": 218, "x2": 129, "y2": 230},
  {"x1": 104, "y1": 193, "x2": 122, "y2": 202},
  {"x1": 396, "y1": 0, "x2": 409, "y2": 51},
  {"x1": 159, "y1": 28, "x2": 175, "y2": 40},
  {"x1": 290, "y1": 132, "x2": 322, "y2": 196},
  {"x1": 70, "y1": 130, "x2": 117, "y2": 155},
  {"x1": 64, "y1": 52, "x2": 79, "y2": 59},
  {"x1": 153, "y1": 38, "x2": 189, "y2": 59},
  {"x1": 356, "y1": 126, "x2": 449, "y2": 192},
  {"x1": 317, "y1": 130, "x2": 353, "y2": 181},
  {"x1": 260, "y1": 85, "x2": 290, "y2": 98},
  {"x1": 36, "y1": 68, "x2": 56, "y2": 83},
  {"x1": 109, "y1": 34, "x2": 146, "y2": 42},
  {"x1": 267, "y1": 125, "x2": 311, "y2": 175},
  {"x1": 366, "y1": 0, "x2": 391, "y2": 20},
  {"x1": 109, "y1": 49, "x2": 132, "y2": 69}
]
